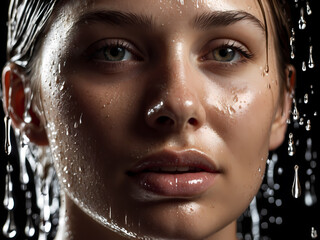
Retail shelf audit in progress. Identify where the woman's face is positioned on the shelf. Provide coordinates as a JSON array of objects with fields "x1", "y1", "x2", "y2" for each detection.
[{"x1": 37, "y1": 0, "x2": 286, "y2": 239}]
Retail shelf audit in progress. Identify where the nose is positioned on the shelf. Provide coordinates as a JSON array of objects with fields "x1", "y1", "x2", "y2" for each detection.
[{"x1": 145, "y1": 62, "x2": 206, "y2": 133}]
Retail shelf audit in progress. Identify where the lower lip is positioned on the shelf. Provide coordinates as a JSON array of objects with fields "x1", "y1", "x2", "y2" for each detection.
[{"x1": 131, "y1": 172, "x2": 218, "y2": 197}]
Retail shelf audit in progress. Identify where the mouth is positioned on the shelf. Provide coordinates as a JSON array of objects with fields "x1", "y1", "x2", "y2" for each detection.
[{"x1": 127, "y1": 149, "x2": 220, "y2": 198}]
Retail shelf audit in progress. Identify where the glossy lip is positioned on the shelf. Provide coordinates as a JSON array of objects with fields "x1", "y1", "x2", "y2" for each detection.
[{"x1": 127, "y1": 149, "x2": 221, "y2": 198}]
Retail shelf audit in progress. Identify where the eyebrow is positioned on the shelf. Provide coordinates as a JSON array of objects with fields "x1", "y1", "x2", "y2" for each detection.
[
  {"x1": 193, "y1": 10, "x2": 265, "y2": 33},
  {"x1": 75, "y1": 10, "x2": 154, "y2": 30},
  {"x1": 74, "y1": 10, "x2": 265, "y2": 33}
]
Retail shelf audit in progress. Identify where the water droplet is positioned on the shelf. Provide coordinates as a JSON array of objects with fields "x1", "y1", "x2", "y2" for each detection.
[
  {"x1": 249, "y1": 197, "x2": 260, "y2": 239},
  {"x1": 288, "y1": 133, "x2": 296, "y2": 156},
  {"x1": 292, "y1": 99, "x2": 299, "y2": 121},
  {"x1": 302, "y1": 61, "x2": 307, "y2": 71},
  {"x1": 19, "y1": 136, "x2": 29, "y2": 185},
  {"x1": 298, "y1": 8, "x2": 307, "y2": 30},
  {"x1": 311, "y1": 227, "x2": 318, "y2": 239},
  {"x1": 306, "y1": 119, "x2": 311, "y2": 131},
  {"x1": 227, "y1": 106, "x2": 236, "y2": 115},
  {"x1": 3, "y1": 163, "x2": 14, "y2": 210},
  {"x1": 60, "y1": 81, "x2": 65, "y2": 91},
  {"x1": 286, "y1": 118, "x2": 291, "y2": 124},
  {"x1": 308, "y1": 46, "x2": 315, "y2": 68},
  {"x1": 58, "y1": 63, "x2": 61, "y2": 74},
  {"x1": 24, "y1": 214, "x2": 35, "y2": 237},
  {"x1": 290, "y1": 28, "x2": 296, "y2": 59},
  {"x1": 4, "y1": 115, "x2": 12, "y2": 155},
  {"x1": 263, "y1": 64, "x2": 269, "y2": 76},
  {"x1": 79, "y1": 113, "x2": 83, "y2": 124},
  {"x1": 2, "y1": 210, "x2": 17, "y2": 238},
  {"x1": 292, "y1": 165, "x2": 301, "y2": 198},
  {"x1": 299, "y1": 118, "x2": 304, "y2": 125},
  {"x1": 74, "y1": 122, "x2": 79, "y2": 129},
  {"x1": 306, "y1": 1, "x2": 312, "y2": 15},
  {"x1": 304, "y1": 93, "x2": 309, "y2": 103}
]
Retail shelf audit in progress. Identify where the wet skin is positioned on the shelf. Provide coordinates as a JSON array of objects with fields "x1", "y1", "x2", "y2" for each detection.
[{"x1": 3, "y1": 0, "x2": 292, "y2": 239}]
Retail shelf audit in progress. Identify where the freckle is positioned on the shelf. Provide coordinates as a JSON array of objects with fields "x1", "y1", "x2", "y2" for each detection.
[{"x1": 239, "y1": 105, "x2": 242, "y2": 109}]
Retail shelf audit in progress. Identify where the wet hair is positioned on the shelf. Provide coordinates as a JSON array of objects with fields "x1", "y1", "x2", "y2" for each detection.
[
  {"x1": 267, "y1": 0, "x2": 292, "y2": 85},
  {"x1": 6, "y1": 0, "x2": 291, "y2": 82},
  {"x1": 7, "y1": 0, "x2": 59, "y2": 68}
]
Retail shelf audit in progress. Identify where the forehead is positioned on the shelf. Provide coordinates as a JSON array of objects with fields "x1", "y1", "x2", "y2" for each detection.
[{"x1": 60, "y1": 0, "x2": 265, "y2": 25}]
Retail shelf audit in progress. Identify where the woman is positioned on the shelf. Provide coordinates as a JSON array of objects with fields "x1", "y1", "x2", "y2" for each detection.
[{"x1": 2, "y1": 0, "x2": 295, "y2": 239}]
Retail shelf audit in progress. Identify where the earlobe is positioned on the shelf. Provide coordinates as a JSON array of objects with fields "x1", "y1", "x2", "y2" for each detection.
[
  {"x1": 269, "y1": 64, "x2": 296, "y2": 150},
  {"x1": 2, "y1": 63, "x2": 48, "y2": 146}
]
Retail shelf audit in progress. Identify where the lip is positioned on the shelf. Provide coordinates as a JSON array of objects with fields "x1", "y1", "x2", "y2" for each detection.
[{"x1": 127, "y1": 149, "x2": 220, "y2": 198}]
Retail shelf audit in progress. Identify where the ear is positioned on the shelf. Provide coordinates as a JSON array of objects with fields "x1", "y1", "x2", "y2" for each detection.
[
  {"x1": 2, "y1": 63, "x2": 48, "y2": 146},
  {"x1": 269, "y1": 65, "x2": 296, "y2": 150}
]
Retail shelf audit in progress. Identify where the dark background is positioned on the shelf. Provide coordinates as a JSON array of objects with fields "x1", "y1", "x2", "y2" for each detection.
[{"x1": 0, "y1": 1, "x2": 319, "y2": 239}]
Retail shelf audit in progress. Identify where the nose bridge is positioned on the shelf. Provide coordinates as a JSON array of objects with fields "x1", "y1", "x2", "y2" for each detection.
[{"x1": 145, "y1": 43, "x2": 206, "y2": 132}]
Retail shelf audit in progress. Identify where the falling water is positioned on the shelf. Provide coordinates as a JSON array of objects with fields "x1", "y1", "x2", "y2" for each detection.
[
  {"x1": 311, "y1": 227, "x2": 318, "y2": 239},
  {"x1": 2, "y1": 211, "x2": 17, "y2": 238},
  {"x1": 298, "y1": 7, "x2": 307, "y2": 30},
  {"x1": 304, "y1": 93, "x2": 309, "y2": 104},
  {"x1": 4, "y1": 115, "x2": 12, "y2": 155},
  {"x1": 288, "y1": 133, "x2": 296, "y2": 156},
  {"x1": 19, "y1": 135, "x2": 30, "y2": 187},
  {"x1": 306, "y1": 120, "x2": 311, "y2": 131},
  {"x1": 302, "y1": 61, "x2": 307, "y2": 71},
  {"x1": 249, "y1": 197, "x2": 260, "y2": 240},
  {"x1": 292, "y1": 99, "x2": 300, "y2": 120},
  {"x1": 2, "y1": 163, "x2": 17, "y2": 238},
  {"x1": 292, "y1": 165, "x2": 302, "y2": 198},
  {"x1": 24, "y1": 191, "x2": 35, "y2": 237},
  {"x1": 308, "y1": 45, "x2": 315, "y2": 68},
  {"x1": 3, "y1": 163, "x2": 14, "y2": 211},
  {"x1": 306, "y1": 1, "x2": 312, "y2": 15},
  {"x1": 290, "y1": 28, "x2": 296, "y2": 59}
]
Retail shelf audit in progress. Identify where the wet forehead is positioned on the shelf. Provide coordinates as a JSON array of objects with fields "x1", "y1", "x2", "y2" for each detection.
[{"x1": 63, "y1": 0, "x2": 265, "y2": 26}]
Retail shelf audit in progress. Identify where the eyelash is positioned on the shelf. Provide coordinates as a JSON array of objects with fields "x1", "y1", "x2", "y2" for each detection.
[
  {"x1": 86, "y1": 39, "x2": 142, "y2": 72},
  {"x1": 201, "y1": 41, "x2": 254, "y2": 64},
  {"x1": 86, "y1": 39, "x2": 253, "y2": 72}
]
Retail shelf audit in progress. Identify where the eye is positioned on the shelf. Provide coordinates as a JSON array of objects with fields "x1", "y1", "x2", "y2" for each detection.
[
  {"x1": 201, "y1": 41, "x2": 253, "y2": 64},
  {"x1": 103, "y1": 46, "x2": 133, "y2": 62},
  {"x1": 87, "y1": 39, "x2": 141, "y2": 62},
  {"x1": 211, "y1": 47, "x2": 240, "y2": 62}
]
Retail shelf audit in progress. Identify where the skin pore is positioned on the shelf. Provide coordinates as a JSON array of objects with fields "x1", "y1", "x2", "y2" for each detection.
[{"x1": 2, "y1": 0, "x2": 294, "y2": 239}]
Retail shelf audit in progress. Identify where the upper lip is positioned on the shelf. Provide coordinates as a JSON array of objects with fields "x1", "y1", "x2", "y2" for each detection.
[{"x1": 127, "y1": 149, "x2": 219, "y2": 174}]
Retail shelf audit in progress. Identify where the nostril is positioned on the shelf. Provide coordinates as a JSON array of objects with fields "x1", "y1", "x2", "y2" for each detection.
[
  {"x1": 156, "y1": 116, "x2": 174, "y2": 126},
  {"x1": 188, "y1": 117, "x2": 198, "y2": 126}
]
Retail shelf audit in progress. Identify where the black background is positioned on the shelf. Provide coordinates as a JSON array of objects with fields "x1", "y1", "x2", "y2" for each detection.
[{"x1": 0, "y1": 1, "x2": 319, "y2": 239}]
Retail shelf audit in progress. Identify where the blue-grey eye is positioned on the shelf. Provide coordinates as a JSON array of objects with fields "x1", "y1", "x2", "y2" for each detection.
[{"x1": 103, "y1": 46, "x2": 133, "y2": 61}]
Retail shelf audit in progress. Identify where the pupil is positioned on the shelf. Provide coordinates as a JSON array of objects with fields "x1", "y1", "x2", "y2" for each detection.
[
  {"x1": 220, "y1": 48, "x2": 232, "y2": 57},
  {"x1": 110, "y1": 47, "x2": 122, "y2": 57}
]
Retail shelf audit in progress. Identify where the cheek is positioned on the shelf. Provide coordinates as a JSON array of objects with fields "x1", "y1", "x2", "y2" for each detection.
[{"x1": 204, "y1": 74, "x2": 278, "y2": 193}]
